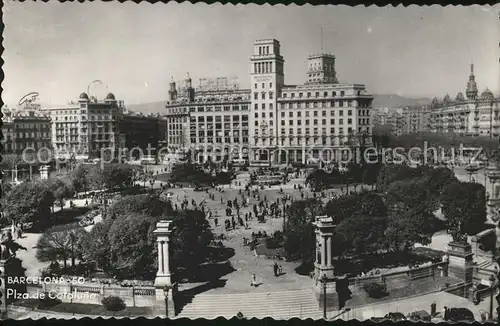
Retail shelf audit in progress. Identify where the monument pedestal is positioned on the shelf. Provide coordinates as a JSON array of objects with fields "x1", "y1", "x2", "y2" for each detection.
[
  {"x1": 153, "y1": 220, "x2": 176, "y2": 318},
  {"x1": 314, "y1": 277, "x2": 339, "y2": 312},
  {"x1": 0, "y1": 258, "x2": 27, "y2": 316},
  {"x1": 446, "y1": 241, "x2": 473, "y2": 283}
]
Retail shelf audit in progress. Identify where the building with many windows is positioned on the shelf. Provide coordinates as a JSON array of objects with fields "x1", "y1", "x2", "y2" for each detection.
[
  {"x1": 372, "y1": 106, "x2": 431, "y2": 136},
  {"x1": 428, "y1": 64, "x2": 500, "y2": 136},
  {"x1": 43, "y1": 92, "x2": 168, "y2": 160},
  {"x1": 1, "y1": 107, "x2": 52, "y2": 155},
  {"x1": 165, "y1": 75, "x2": 251, "y2": 162},
  {"x1": 164, "y1": 39, "x2": 374, "y2": 166}
]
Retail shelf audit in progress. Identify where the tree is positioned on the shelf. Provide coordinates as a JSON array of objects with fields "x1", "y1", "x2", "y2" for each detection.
[
  {"x1": 46, "y1": 178, "x2": 74, "y2": 210},
  {"x1": 283, "y1": 198, "x2": 323, "y2": 262},
  {"x1": 441, "y1": 181, "x2": 487, "y2": 240},
  {"x1": 106, "y1": 212, "x2": 159, "y2": 279},
  {"x1": 336, "y1": 214, "x2": 388, "y2": 256},
  {"x1": 384, "y1": 179, "x2": 436, "y2": 250},
  {"x1": 169, "y1": 208, "x2": 214, "y2": 280},
  {"x1": 1, "y1": 154, "x2": 22, "y2": 182},
  {"x1": 306, "y1": 169, "x2": 333, "y2": 192},
  {"x1": 324, "y1": 191, "x2": 387, "y2": 225},
  {"x1": 70, "y1": 164, "x2": 89, "y2": 194},
  {"x1": 101, "y1": 164, "x2": 135, "y2": 191},
  {"x1": 89, "y1": 194, "x2": 213, "y2": 280},
  {"x1": 1, "y1": 182, "x2": 54, "y2": 227},
  {"x1": 36, "y1": 225, "x2": 90, "y2": 269},
  {"x1": 107, "y1": 193, "x2": 173, "y2": 220}
]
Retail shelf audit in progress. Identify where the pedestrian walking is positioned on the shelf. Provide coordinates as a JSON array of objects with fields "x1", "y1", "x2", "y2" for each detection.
[
  {"x1": 273, "y1": 262, "x2": 278, "y2": 276},
  {"x1": 251, "y1": 273, "x2": 257, "y2": 287}
]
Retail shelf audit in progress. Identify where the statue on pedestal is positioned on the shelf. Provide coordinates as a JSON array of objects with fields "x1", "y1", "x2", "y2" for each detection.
[
  {"x1": 0, "y1": 231, "x2": 27, "y2": 260},
  {"x1": 448, "y1": 220, "x2": 467, "y2": 244}
]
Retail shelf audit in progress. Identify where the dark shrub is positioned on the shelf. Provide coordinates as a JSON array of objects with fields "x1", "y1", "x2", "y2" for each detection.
[
  {"x1": 101, "y1": 296, "x2": 126, "y2": 311},
  {"x1": 38, "y1": 292, "x2": 61, "y2": 308},
  {"x1": 363, "y1": 282, "x2": 388, "y2": 298}
]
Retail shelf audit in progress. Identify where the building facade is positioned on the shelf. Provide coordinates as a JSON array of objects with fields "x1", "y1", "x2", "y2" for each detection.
[
  {"x1": 165, "y1": 39, "x2": 374, "y2": 166},
  {"x1": 428, "y1": 64, "x2": 500, "y2": 136},
  {"x1": 1, "y1": 107, "x2": 52, "y2": 155},
  {"x1": 164, "y1": 75, "x2": 251, "y2": 162},
  {"x1": 43, "y1": 93, "x2": 167, "y2": 160},
  {"x1": 373, "y1": 106, "x2": 431, "y2": 136}
]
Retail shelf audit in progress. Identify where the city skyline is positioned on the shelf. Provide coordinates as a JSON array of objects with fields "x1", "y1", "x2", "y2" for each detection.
[{"x1": 2, "y1": 2, "x2": 500, "y2": 107}]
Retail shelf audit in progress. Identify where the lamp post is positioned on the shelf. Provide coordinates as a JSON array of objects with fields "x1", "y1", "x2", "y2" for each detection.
[
  {"x1": 490, "y1": 273, "x2": 497, "y2": 319},
  {"x1": 164, "y1": 285, "x2": 170, "y2": 318},
  {"x1": 321, "y1": 274, "x2": 328, "y2": 319}
]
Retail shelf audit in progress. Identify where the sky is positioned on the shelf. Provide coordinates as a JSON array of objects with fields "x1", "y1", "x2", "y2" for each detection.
[{"x1": 2, "y1": 2, "x2": 500, "y2": 107}]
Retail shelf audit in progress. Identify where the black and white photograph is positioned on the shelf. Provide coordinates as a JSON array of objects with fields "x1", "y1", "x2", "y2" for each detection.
[{"x1": 1, "y1": 1, "x2": 500, "y2": 321}]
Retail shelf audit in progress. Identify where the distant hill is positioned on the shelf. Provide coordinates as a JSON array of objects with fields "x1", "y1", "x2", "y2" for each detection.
[
  {"x1": 126, "y1": 101, "x2": 166, "y2": 115},
  {"x1": 127, "y1": 94, "x2": 433, "y2": 115},
  {"x1": 372, "y1": 94, "x2": 432, "y2": 109}
]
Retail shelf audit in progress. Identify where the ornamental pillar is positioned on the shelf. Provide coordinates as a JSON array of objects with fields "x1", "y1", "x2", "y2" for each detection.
[{"x1": 153, "y1": 220, "x2": 175, "y2": 317}]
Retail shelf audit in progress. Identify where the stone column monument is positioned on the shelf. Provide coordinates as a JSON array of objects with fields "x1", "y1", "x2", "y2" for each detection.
[
  {"x1": 313, "y1": 215, "x2": 339, "y2": 311},
  {"x1": 153, "y1": 220, "x2": 175, "y2": 318}
]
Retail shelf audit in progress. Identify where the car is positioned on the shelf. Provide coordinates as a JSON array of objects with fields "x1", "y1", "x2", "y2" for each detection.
[
  {"x1": 447, "y1": 308, "x2": 475, "y2": 322},
  {"x1": 370, "y1": 313, "x2": 406, "y2": 323},
  {"x1": 409, "y1": 310, "x2": 431, "y2": 322},
  {"x1": 384, "y1": 312, "x2": 407, "y2": 322}
]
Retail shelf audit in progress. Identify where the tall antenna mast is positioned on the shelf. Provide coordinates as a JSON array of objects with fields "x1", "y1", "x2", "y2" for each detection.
[{"x1": 320, "y1": 25, "x2": 323, "y2": 52}]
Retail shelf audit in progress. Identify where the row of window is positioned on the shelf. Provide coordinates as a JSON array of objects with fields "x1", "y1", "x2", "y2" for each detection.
[
  {"x1": 276, "y1": 118, "x2": 371, "y2": 126},
  {"x1": 254, "y1": 92, "x2": 274, "y2": 100},
  {"x1": 279, "y1": 100, "x2": 369, "y2": 109},
  {"x1": 190, "y1": 137, "x2": 250, "y2": 144},
  {"x1": 191, "y1": 131, "x2": 250, "y2": 137},
  {"x1": 188, "y1": 105, "x2": 250, "y2": 113},
  {"x1": 2, "y1": 132, "x2": 51, "y2": 139},
  {"x1": 255, "y1": 82, "x2": 273, "y2": 89},
  {"x1": 279, "y1": 109, "x2": 361, "y2": 118},
  {"x1": 192, "y1": 123, "x2": 250, "y2": 130},
  {"x1": 282, "y1": 90, "x2": 362, "y2": 98},
  {"x1": 191, "y1": 115, "x2": 249, "y2": 123}
]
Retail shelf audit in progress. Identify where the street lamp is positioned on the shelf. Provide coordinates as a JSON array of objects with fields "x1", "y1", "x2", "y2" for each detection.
[
  {"x1": 164, "y1": 285, "x2": 170, "y2": 318},
  {"x1": 320, "y1": 274, "x2": 328, "y2": 319},
  {"x1": 490, "y1": 273, "x2": 497, "y2": 320}
]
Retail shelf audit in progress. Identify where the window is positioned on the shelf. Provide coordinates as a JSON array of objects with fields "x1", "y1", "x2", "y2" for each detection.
[
  {"x1": 262, "y1": 112, "x2": 266, "y2": 118},
  {"x1": 323, "y1": 92, "x2": 328, "y2": 97},
  {"x1": 262, "y1": 103, "x2": 266, "y2": 110},
  {"x1": 269, "y1": 92, "x2": 274, "y2": 99},
  {"x1": 281, "y1": 112, "x2": 285, "y2": 118},
  {"x1": 283, "y1": 93, "x2": 287, "y2": 98},
  {"x1": 313, "y1": 119, "x2": 318, "y2": 125},
  {"x1": 330, "y1": 119, "x2": 335, "y2": 124},
  {"x1": 297, "y1": 112, "x2": 301, "y2": 117},
  {"x1": 315, "y1": 92, "x2": 319, "y2": 97},
  {"x1": 330, "y1": 128, "x2": 335, "y2": 134},
  {"x1": 322, "y1": 119, "x2": 326, "y2": 125},
  {"x1": 254, "y1": 93, "x2": 258, "y2": 100},
  {"x1": 262, "y1": 83, "x2": 265, "y2": 89},
  {"x1": 281, "y1": 120, "x2": 285, "y2": 126},
  {"x1": 262, "y1": 93, "x2": 266, "y2": 100},
  {"x1": 305, "y1": 111, "x2": 310, "y2": 117},
  {"x1": 348, "y1": 110, "x2": 352, "y2": 116},
  {"x1": 322, "y1": 111, "x2": 326, "y2": 117},
  {"x1": 297, "y1": 120, "x2": 302, "y2": 126},
  {"x1": 291, "y1": 93, "x2": 295, "y2": 98},
  {"x1": 289, "y1": 112, "x2": 293, "y2": 117},
  {"x1": 299, "y1": 93, "x2": 303, "y2": 98},
  {"x1": 305, "y1": 120, "x2": 310, "y2": 125},
  {"x1": 255, "y1": 113, "x2": 259, "y2": 118},
  {"x1": 307, "y1": 92, "x2": 311, "y2": 98},
  {"x1": 333, "y1": 91, "x2": 337, "y2": 97},
  {"x1": 348, "y1": 118, "x2": 352, "y2": 124},
  {"x1": 270, "y1": 103, "x2": 273, "y2": 110},
  {"x1": 314, "y1": 111, "x2": 318, "y2": 117},
  {"x1": 339, "y1": 119, "x2": 344, "y2": 124},
  {"x1": 254, "y1": 83, "x2": 257, "y2": 89},
  {"x1": 341, "y1": 91, "x2": 345, "y2": 96},
  {"x1": 270, "y1": 82, "x2": 273, "y2": 88},
  {"x1": 339, "y1": 110, "x2": 344, "y2": 116},
  {"x1": 339, "y1": 101, "x2": 344, "y2": 107},
  {"x1": 289, "y1": 120, "x2": 294, "y2": 125}
]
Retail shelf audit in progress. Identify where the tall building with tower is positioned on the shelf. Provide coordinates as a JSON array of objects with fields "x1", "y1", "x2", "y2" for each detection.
[
  {"x1": 249, "y1": 39, "x2": 285, "y2": 163},
  {"x1": 164, "y1": 39, "x2": 374, "y2": 166}
]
